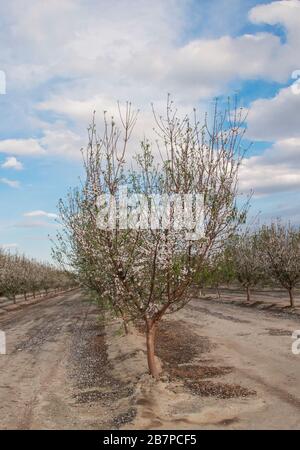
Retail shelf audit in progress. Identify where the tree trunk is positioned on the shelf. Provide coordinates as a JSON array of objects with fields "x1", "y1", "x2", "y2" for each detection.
[
  {"x1": 246, "y1": 286, "x2": 251, "y2": 302},
  {"x1": 288, "y1": 288, "x2": 295, "y2": 307},
  {"x1": 145, "y1": 318, "x2": 160, "y2": 378},
  {"x1": 123, "y1": 319, "x2": 129, "y2": 335},
  {"x1": 216, "y1": 287, "x2": 221, "y2": 299},
  {"x1": 117, "y1": 306, "x2": 129, "y2": 335}
]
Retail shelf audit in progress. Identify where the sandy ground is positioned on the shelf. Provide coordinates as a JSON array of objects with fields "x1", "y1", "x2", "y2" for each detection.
[
  {"x1": 202, "y1": 287, "x2": 300, "y2": 312},
  {"x1": 0, "y1": 290, "x2": 136, "y2": 429},
  {"x1": 0, "y1": 290, "x2": 299, "y2": 429}
]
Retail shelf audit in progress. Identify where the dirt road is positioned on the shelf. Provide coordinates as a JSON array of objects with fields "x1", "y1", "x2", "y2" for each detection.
[
  {"x1": 0, "y1": 290, "x2": 299, "y2": 429},
  {"x1": 174, "y1": 298, "x2": 300, "y2": 429},
  {"x1": 0, "y1": 290, "x2": 136, "y2": 429}
]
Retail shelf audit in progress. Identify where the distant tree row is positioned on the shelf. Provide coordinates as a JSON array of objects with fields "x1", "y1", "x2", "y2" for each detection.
[
  {"x1": 0, "y1": 250, "x2": 74, "y2": 303},
  {"x1": 197, "y1": 222, "x2": 300, "y2": 307}
]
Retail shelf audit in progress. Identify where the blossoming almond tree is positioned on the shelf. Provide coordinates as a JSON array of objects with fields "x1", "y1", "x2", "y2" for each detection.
[
  {"x1": 258, "y1": 222, "x2": 300, "y2": 307},
  {"x1": 54, "y1": 98, "x2": 248, "y2": 378},
  {"x1": 227, "y1": 232, "x2": 264, "y2": 302},
  {"x1": 0, "y1": 249, "x2": 73, "y2": 302}
]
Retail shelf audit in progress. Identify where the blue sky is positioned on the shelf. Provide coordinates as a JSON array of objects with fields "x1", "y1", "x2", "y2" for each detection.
[{"x1": 0, "y1": 0, "x2": 300, "y2": 261}]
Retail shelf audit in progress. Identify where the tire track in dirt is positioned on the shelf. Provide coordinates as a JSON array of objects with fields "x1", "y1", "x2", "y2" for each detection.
[
  {"x1": 0, "y1": 290, "x2": 96, "y2": 429},
  {"x1": 16, "y1": 293, "x2": 95, "y2": 430}
]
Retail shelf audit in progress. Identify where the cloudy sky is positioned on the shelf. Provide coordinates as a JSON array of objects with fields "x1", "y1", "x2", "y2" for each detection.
[{"x1": 0, "y1": 0, "x2": 300, "y2": 261}]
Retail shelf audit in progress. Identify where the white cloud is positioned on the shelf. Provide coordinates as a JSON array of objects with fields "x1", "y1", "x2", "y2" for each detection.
[
  {"x1": 1, "y1": 0, "x2": 182, "y2": 89},
  {"x1": 14, "y1": 220, "x2": 58, "y2": 228},
  {"x1": 249, "y1": 0, "x2": 300, "y2": 32},
  {"x1": 1, "y1": 156, "x2": 23, "y2": 170},
  {"x1": 37, "y1": 95, "x2": 116, "y2": 123},
  {"x1": 24, "y1": 210, "x2": 57, "y2": 219},
  {"x1": 17, "y1": 0, "x2": 298, "y2": 166},
  {"x1": 240, "y1": 138, "x2": 300, "y2": 195},
  {"x1": 247, "y1": 86, "x2": 300, "y2": 141},
  {"x1": 0, "y1": 129, "x2": 84, "y2": 159},
  {"x1": 0, "y1": 178, "x2": 20, "y2": 188},
  {"x1": 0, "y1": 243, "x2": 18, "y2": 250},
  {"x1": 1, "y1": 0, "x2": 300, "y2": 161},
  {"x1": 1, "y1": 0, "x2": 300, "y2": 205},
  {"x1": 0, "y1": 139, "x2": 45, "y2": 156},
  {"x1": 40, "y1": 125, "x2": 85, "y2": 158},
  {"x1": 3, "y1": 0, "x2": 300, "y2": 106}
]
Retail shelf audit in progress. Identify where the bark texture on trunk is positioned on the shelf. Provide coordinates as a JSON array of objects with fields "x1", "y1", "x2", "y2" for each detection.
[
  {"x1": 246, "y1": 286, "x2": 251, "y2": 302},
  {"x1": 288, "y1": 288, "x2": 295, "y2": 307},
  {"x1": 145, "y1": 318, "x2": 160, "y2": 378},
  {"x1": 123, "y1": 319, "x2": 129, "y2": 335},
  {"x1": 118, "y1": 307, "x2": 129, "y2": 335}
]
